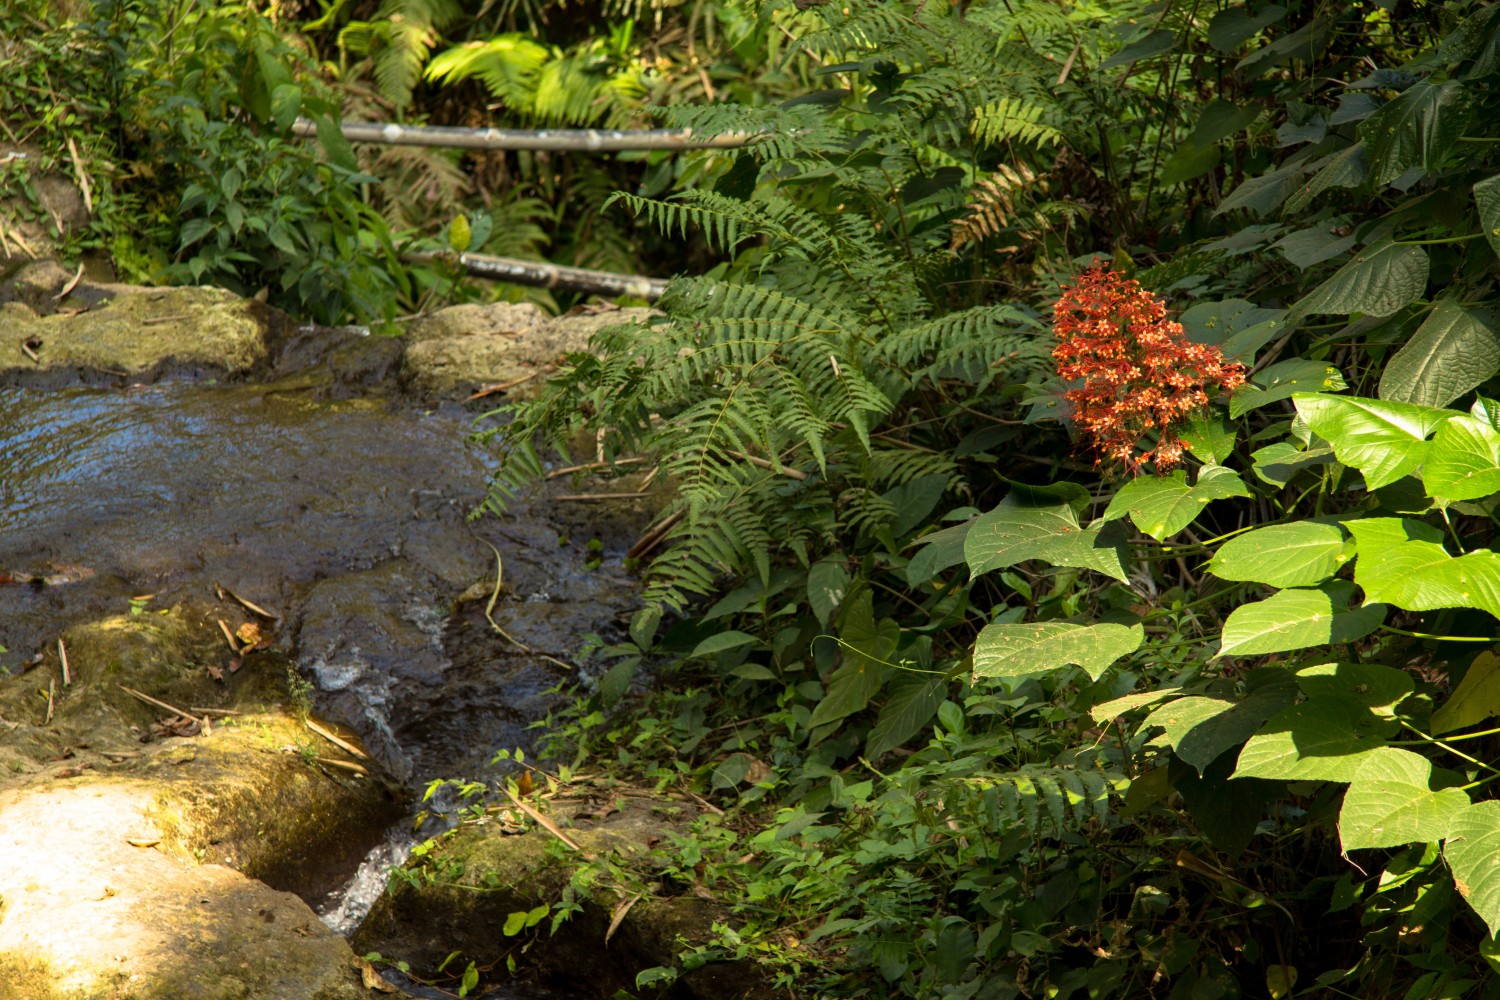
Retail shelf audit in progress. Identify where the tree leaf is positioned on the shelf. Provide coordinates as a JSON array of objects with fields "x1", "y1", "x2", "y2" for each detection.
[
  {"x1": 1177, "y1": 410, "x2": 1237, "y2": 465},
  {"x1": 1101, "y1": 465, "x2": 1249, "y2": 541},
  {"x1": 1296, "y1": 662, "x2": 1413, "y2": 717},
  {"x1": 1232, "y1": 697, "x2": 1391, "y2": 781},
  {"x1": 1358, "y1": 80, "x2": 1470, "y2": 186},
  {"x1": 1432, "y1": 651, "x2": 1500, "y2": 735},
  {"x1": 691, "y1": 631, "x2": 759, "y2": 656},
  {"x1": 1147, "y1": 670, "x2": 1298, "y2": 774},
  {"x1": 972, "y1": 621, "x2": 1144, "y2": 684},
  {"x1": 1446, "y1": 800, "x2": 1500, "y2": 937},
  {"x1": 1091, "y1": 686, "x2": 1184, "y2": 723},
  {"x1": 1229, "y1": 359, "x2": 1346, "y2": 418},
  {"x1": 1425, "y1": 413, "x2": 1500, "y2": 502},
  {"x1": 1217, "y1": 582, "x2": 1385, "y2": 659},
  {"x1": 966, "y1": 499, "x2": 1128, "y2": 582},
  {"x1": 1273, "y1": 227, "x2": 1357, "y2": 270},
  {"x1": 1287, "y1": 240, "x2": 1429, "y2": 321},
  {"x1": 807, "y1": 559, "x2": 850, "y2": 627},
  {"x1": 1250, "y1": 441, "x2": 1338, "y2": 487},
  {"x1": 905, "y1": 519, "x2": 973, "y2": 587},
  {"x1": 1216, "y1": 163, "x2": 1304, "y2": 218},
  {"x1": 1294, "y1": 393, "x2": 1452, "y2": 490},
  {"x1": 1177, "y1": 298, "x2": 1288, "y2": 364},
  {"x1": 1206, "y1": 4, "x2": 1287, "y2": 52},
  {"x1": 866, "y1": 677, "x2": 948, "y2": 758},
  {"x1": 1379, "y1": 299, "x2": 1500, "y2": 408},
  {"x1": 1348, "y1": 517, "x2": 1500, "y2": 620},
  {"x1": 1209, "y1": 522, "x2": 1349, "y2": 588},
  {"x1": 1477, "y1": 175, "x2": 1500, "y2": 259},
  {"x1": 1339, "y1": 747, "x2": 1470, "y2": 851}
]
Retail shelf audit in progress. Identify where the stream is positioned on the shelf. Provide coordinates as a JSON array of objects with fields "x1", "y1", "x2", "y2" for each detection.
[{"x1": 0, "y1": 323, "x2": 643, "y2": 992}]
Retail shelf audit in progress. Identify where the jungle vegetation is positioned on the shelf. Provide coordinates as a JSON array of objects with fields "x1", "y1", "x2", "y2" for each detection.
[{"x1": 7, "y1": 0, "x2": 1500, "y2": 997}]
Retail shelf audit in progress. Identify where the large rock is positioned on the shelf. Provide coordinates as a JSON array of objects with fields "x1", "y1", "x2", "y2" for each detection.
[
  {"x1": 402, "y1": 301, "x2": 653, "y2": 401},
  {"x1": 0, "y1": 609, "x2": 404, "y2": 999},
  {"x1": 0, "y1": 282, "x2": 277, "y2": 381},
  {"x1": 354, "y1": 791, "x2": 776, "y2": 999}
]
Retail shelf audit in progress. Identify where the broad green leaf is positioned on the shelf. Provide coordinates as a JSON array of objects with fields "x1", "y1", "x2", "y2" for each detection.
[
  {"x1": 1206, "y1": 4, "x2": 1286, "y2": 52},
  {"x1": 1339, "y1": 747, "x2": 1470, "y2": 851},
  {"x1": 691, "y1": 631, "x2": 759, "y2": 656},
  {"x1": 1101, "y1": 466, "x2": 1249, "y2": 541},
  {"x1": 1294, "y1": 393, "x2": 1453, "y2": 489},
  {"x1": 883, "y1": 474, "x2": 948, "y2": 538},
  {"x1": 1378, "y1": 299, "x2": 1500, "y2": 408},
  {"x1": 1359, "y1": 80, "x2": 1470, "y2": 186},
  {"x1": 866, "y1": 677, "x2": 948, "y2": 758},
  {"x1": 972, "y1": 621, "x2": 1144, "y2": 684},
  {"x1": 1251, "y1": 441, "x2": 1337, "y2": 487},
  {"x1": 1232, "y1": 697, "x2": 1391, "y2": 781},
  {"x1": 807, "y1": 559, "x2": 850, "y2": 627},
  {"x1": 1284, "y1": 143, "x2": 1368, "y2": 215},
  {"x1": 1425, "y1": 414, "x2": 1500, "y2": 501},
  {"x1": 1477, "y1": 175, "x2": 1500, "y2": 258},
  {"x1": 1348, "y1": 517, "x2": 1500, "y2": 619},
  {"x1": 1266, "y1": 966, "x2": 1298, "y2": 999},
  {"x1": 1217, "y1": 582, "x2": 1385, "y2": 659},
  {"x1": 809, "y1": 595, "x2": 899, "y2": 730},
  {"x1": 1432, "y1": 652, "x2": 1500, "y2": 735},
  {"x1": 1209, "y1": 522, "x2": 1349, "y2": 588},
  {"x1": 1229, "y1": 359, "x2": 1346, "y2": 418},
  {"x1": 966, "y1": 499, "x2": 1128, "y2": 582},
  {"x1": 1187, "y1": 99, "x2": 1263, "y2": 144},
  {"x1": 1288, "y1": 240, "x2": 1429, "y2": 322},
  {"x1": 1102, "y1": 28, "x2": 1175, "y2": 69},
  {"x1": 1090, "y1": 686, "x2": 1183, "y2": 723},
  {"x1": 1446, "y1": 800, "x2": 1500, "y2": 937},
  {"x1": 1296, "y1": 662, "x2": 1413, "y2": 717},
  {"x1": 905, "y1": 519, "x2": 973, "y2": 587},
  {"x1": 1147, "y1": 671, "x2": 1298, "y2": 774},
  {"x1": 1177, "y1": 410, "x2": 1237, "y2": 465},
  {"x1": 1177, "y1": 298, "x2": 1287, "y2": 364},
  {"x1": 1273, "y1": 227, "x2": 1356, "y2": 270},
  {"x1": 1216, "y1": 163, "x2": 1304, "y2": 218}
]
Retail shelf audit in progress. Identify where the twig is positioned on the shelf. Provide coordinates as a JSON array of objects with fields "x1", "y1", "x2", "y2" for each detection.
[
  {"x1": 606, "y1": 891, "x2": 645, "y2": 945},
  {"x1": 628, "y1": 509, "x2": 684, "y2": 562},
  {"x1": 313, "y1": 756, "x2": 370, "y2": 776},
  {"x1": 118, "y1": 685, "x2": 204, "y2": 731},
  {"x1": 554, "y1": 491, "x2": 651, "y2": 501},
  {"x1": 465, "y1": 370, "x2": 549, "y2": 401},
  {"x1": 545, "y1": 457, "x2": 649, "y2": 479},
  {"x1": 57, "y1": 639, "x2": 70, "y2": 686},
  {"x1": 19, "y1": 339, "x2": 40, "y2": 363},
  {"x1": 502, "y1": 786, "x2": 588, "y2": 855},
  {"x1": 45, "y1": 678, "x2": 55, "y2": 724},
  {"x1": 216, "y1": 619, "x2": 240, "y2": 653},
  {"x1": 726, "y1": 449, "x2": 808, "y2": 480},
  {"x1": 215, "y1": 584, "x2": 280, "y2": 621},
  {"x1": 292, "y1": 117, "x2": 754, "y2": 152},
  {"x1": 189, "y1": 707, "x2": 243, "y2": 717},
  {"x1": 141, "y1": 314, "x2": 188, "y2": 327},
  {"x1": 405, "y1": 250, "x2": 666, "y2": 301},
  {"x1": 472, "y1": 533, "x2": 575, "y2": 672},
  {"x1": 65, "y1": 136, "x2": 92, "y2": 214},
  {"x1": 53, "y1": 262, "x2": 84, "y2": 301},
  {"x1": 305, "y1": 718, "x2": 370, "y2": 759}
]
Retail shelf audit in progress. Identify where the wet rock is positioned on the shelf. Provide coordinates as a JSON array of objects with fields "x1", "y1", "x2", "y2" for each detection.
[
  {"x1": 402, "y1": 302, "x2": 653, "y2": 401},
  {"x1": 353, "y1": 792, "x2": 776, "y2": 1000},
  {"x1": 0, "y1": 285, "x2": 277, "y2": 381},
  {"x1": 0, "y1": 609, "x2": 403, "y2": 999}
]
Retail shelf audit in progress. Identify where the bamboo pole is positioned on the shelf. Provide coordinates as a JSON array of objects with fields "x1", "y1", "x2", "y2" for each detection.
[
  {"x1": 292, "y1": 118, "x2": 754, "y2": 152},
  {"x1": 406, "y1": 250, "x2": 668, "y2": 300}
]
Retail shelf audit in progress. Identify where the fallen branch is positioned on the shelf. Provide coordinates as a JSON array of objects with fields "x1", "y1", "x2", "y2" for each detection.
[
  {"x1": 306, "y1": 718, "x2": 369, "y2": 760},
  {"x1": 554, "y1": 491, "x2": 651, "y2": 502},
  {"x1": 118, "y1": 684, "x2": 208, "y2": 735},
  {"x1": 406, "y1": 250, "x2": 666, "y2": 301},
  {"x1": 293, "y1": 117, "x2": 754, "y2": 153}
]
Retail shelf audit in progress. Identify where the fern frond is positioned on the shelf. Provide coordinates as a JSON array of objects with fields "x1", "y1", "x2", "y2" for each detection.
[
  {"x1": 971, "y1": 97, "x2": 1065, "y2": 149},
  {"x1": 949, "y1": 165, "x2": 1042, "y2": 251}
]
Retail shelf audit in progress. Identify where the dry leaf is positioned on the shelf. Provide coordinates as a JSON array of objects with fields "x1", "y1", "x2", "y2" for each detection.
[
  {"x1": 236, "y1": 621, "x2": 264, "y2": 647},
  {"x1": 351, "y1": 956, "x2": 399, "y2": 993},
  {"x1": 126, "y1": 837, "x2": 160, "y2": 848}
]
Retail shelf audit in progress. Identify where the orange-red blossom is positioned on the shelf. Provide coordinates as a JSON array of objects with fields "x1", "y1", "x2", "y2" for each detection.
[{"x1": 1052, "y1": 262, "x2": 1245, "y2": 472}]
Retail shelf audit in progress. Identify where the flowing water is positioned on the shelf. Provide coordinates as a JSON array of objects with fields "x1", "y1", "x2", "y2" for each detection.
[{"x1": 0, "y1": 326, "x2": 643, "y2": 989}]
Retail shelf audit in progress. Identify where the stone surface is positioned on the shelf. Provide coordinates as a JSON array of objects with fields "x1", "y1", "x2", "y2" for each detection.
[
  {"x1": 0, "y1": 285, "x2": 277, "y2": 380},
  {"x1": 354, "y1": 792, "x2": 775, "y2": 999},
  {"x1": 402, "y1": 302, "x2": 653, "y2": 401},
  {"x1": 0, "y1": 610, "x2": 403, "y2": 1000}
]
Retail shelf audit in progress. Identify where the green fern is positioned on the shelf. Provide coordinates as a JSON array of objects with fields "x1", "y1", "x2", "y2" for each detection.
[{"x1": 339, "y1": 0, "x2": 461, "y2": 110}]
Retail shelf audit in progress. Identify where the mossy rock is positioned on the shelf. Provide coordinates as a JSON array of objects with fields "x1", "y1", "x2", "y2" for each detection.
[
  {"x1": 354, "y1": 792, "x2": 776, "y2": 999},
  {"x1": 0, "y1": 608, "x2": 403, "y2": 999},
  {"x1": 0, "y1": 284, "x2": 276, "y2": 381}
]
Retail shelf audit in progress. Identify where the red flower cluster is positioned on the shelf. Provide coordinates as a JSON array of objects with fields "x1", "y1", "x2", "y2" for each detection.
[{"x1": 1052, "y1": 262, "x2": 1245, "y2": 471}]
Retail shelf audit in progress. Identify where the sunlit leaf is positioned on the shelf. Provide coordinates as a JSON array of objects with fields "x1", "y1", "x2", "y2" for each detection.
[
  {"x1": 1348, "y1": 517, "x2": 1500, "y2": 620},
  {"x1": 1217, "y1": 581, "x2": 1385, "y2": 658},
  {"x1": 1379, "y1": 299, "x2": 1500, "y2": 408},
  {"x1": 1209, "y1": 522, "x2": 1349, "y2": 588},
  {"x1": 1338, "y1": 747, "x2": 1469, "y2": 851},
  {"x1": 1447, "y1": 800, "x2": 1500, "y2": 937},
  {"x1": 1101, "y1": 465, "x2": 1249, "y2": 541},
  {"x1": 1288, "y1": 241, "x2": 1429, "y2": 321},
  {"x1": 973, "y1": 621, "x2": 1143, "y2": 684},
  {"x1": 1424, "y1": 413, "x2": 1500, "y2": 501},
  {"x1": 1432, "y1": 651, "x2": 1500, "y2": 735},
  {"x1": 1232, "y1": 697, "x2": 1391, "y2": 781},
  {"x1": 1294, "y1": 393, "x2": 1453, "y2": 489}
]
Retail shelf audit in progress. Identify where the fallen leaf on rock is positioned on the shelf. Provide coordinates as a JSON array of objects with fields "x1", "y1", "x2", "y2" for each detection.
[
  {"x1": 42, "y1": 563, "x2": 95, "y2": 586},
  {"x1": 235, "y1": 621, "x2": 264, "y2": 647},
  {"x1": 126, "y1": 837, "x2": 160, "y2": 848},
  {"x1": 351, "y1": 956, "x2": 400, "y2": 993}
]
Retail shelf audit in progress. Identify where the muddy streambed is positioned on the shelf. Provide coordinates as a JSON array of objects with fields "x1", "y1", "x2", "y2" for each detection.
[{"x1": 0, "y1": 322, "x2": 647, "y2": 995}]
